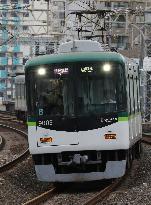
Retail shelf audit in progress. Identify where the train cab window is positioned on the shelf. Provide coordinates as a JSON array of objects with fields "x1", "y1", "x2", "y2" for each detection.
[{"x1": 26, "y1": 61, "x2": 127, "y2": 117}]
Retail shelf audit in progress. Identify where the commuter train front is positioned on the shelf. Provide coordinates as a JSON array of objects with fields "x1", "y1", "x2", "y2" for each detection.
[{"x1": 25, "y1": 40, "x2": 142, "y2": 182}]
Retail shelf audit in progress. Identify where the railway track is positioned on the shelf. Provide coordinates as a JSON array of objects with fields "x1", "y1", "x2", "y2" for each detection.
[
  {"x1": 0, "y1": 114, "x2": 27, "y2": 131},
  {"x1": 0, "y1": 110, "x2": 16, "y2": 116},
  {"x1": 23, "y1": 135, "x2": 151, "y2": 205},
  {"x1": 0, "y1": 112, "x2": 150, "y2": 205},
  {"x1": 0, "y1": 114, "x2": 24, "y2": 124},
  {"x1": 82, "y1": 178, "x2": 123, "y2": 205},
  {"x1": 22, "y1": 171, "x2": 128, "y2": 205},
  {"x1": 22, "y1": 187, "x2": 57, "y2": 205},
  {"x1": 0, "y1": 123, "x2": 29, "y2": 173}
]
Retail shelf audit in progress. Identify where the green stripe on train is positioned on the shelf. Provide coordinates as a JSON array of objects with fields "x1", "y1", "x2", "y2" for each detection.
[
  {"x1": 118, "y1": 112, "x2": 128, "y2": 121},
  {"x1": 27, "y1": 112, "x2": 141, "y2": 125},
  {"x1": 118, "y1": 116, "x2": 128, "y2": 121},
  {"x1": 27, "y1": 121, "x2": 36, "y2": 126},
  {"x1": 118, "y1": 112, "x2": 141, "y2": 122}
]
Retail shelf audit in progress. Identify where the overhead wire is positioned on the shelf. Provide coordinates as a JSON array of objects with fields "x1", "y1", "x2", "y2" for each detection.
[
  {"x1": 0, "y1": 23, "x2": 15, "y2": 47},
  {"x1": 63, "y1": 0, "x2": 99, "y2": 39},
  {"x1": 63, "y1": 0, "x2": 116, "y2": 41}
]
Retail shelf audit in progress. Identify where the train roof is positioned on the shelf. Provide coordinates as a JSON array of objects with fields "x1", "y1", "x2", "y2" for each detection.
[{"x1": 25, "y1": 52, "x2": 125, "y2": 69}]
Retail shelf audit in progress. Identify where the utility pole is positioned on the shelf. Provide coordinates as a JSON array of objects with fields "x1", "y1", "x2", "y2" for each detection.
[{"x1": 47, "y1": 0, "x2": 50, "y2": 35}]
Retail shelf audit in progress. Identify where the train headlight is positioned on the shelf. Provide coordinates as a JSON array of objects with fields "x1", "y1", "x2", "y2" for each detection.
[
  {"x1": 38, "y1": 68, "x2": 46, "y2": 75},
  {"x1": 103, "y1": 64, "x2": 111, "y2": 72}
]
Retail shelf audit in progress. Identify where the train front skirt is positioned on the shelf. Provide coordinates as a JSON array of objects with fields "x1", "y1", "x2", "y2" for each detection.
[{"x1": 35, "y1": 160, "x2": 126, "y2": 182}]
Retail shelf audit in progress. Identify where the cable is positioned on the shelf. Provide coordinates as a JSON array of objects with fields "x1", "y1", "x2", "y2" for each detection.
[{"x1": 0, "y1": 36, "x2": 14, "y2": 47}]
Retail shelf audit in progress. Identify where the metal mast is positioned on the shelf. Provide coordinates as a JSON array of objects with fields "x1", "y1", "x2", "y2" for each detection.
[{"x1": 64, "y1": 0, "x2": 151, "y2": 122}]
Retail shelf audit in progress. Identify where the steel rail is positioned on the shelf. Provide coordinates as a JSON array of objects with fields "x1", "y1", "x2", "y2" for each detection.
[
  {"x1": 22, "y1": 187, "x2": 57, "y2": 205},
  {"x1": 0, "y1": 123, "x2": 29, "y2": 173},
  {"x1": 82, "y1": 137, "x2": 150, "y2": 205},
  {"x1": 0, "y1": 110, "x2": 15, "y2": 116},
  {"x1": 0, "y1": 135, "x2": 5, "y2": 150},
  {"x1": 20, "y1": 138, "x2": 150, "y2": 205},
  {"x1": 0, "y1": 112, "x2": 26, "y2": 125},
  {"x1": 0, "y1": 116, "x2": 16, "y2": 121},
  {"x1": 24, "y1": 176, "x2": 125, "y2": 205},
  {"x1": 82, "y1": 178, "x2": 123, "y2": 205}
]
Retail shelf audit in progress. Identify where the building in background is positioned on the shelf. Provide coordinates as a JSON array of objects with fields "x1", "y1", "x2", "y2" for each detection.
[
  {"x1": 64, "y1": 0, "x2": 151, "y2": 121},
  {"x1": 0, "y1": 0, "x2": 151, "y2": 116},
  {"x1": 0, "y1": 0, "x2": 25, "y2": 110},
  {"x1": 0, "y1": 0, "x2": 65, "y2": 111},
  {"x1": 65, "y1": 0, "x2": 151, "y2": 58}
]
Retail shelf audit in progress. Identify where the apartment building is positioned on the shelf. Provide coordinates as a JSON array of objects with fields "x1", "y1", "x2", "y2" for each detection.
[{"x1": 0, "y1": 0, "x2": 65, "y2": 110}]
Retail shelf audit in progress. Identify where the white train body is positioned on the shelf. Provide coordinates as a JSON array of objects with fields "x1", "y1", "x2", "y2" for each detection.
[
  {"x1": 25, "y1": 40, "x2": 142, "y2": 182},
  {"x1": 28, "y1": 117, "x2": 141, "y2": 182}
]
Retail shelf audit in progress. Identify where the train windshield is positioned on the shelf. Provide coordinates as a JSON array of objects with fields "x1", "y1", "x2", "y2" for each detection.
[{"x1": 27, "y1": 61, "x2": 126, "y2": 117}]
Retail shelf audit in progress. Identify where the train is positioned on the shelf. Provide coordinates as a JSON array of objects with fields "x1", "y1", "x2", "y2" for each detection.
[
  {"x1": 15, "y1": 74, "x2": 27, "y2": 121},
  {"x1": 19, "y1": 40, "x2": 142, "y2": 182}
]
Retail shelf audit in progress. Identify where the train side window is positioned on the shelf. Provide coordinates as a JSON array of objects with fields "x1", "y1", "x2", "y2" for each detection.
[
  {"x1": 128, "y1": 75, "x2": 131, "y2": 115},
  {"x1": 24, "y1": 84, "x2": 26, "y2": 99},
  {"x1": 23, "y1": 84, "x2": 25, "y2": 99},
  {"x1": 133, "y1": 76, "x2": 135, "y2": 114},
  {"x1": 20, "y1": 84, "x2": 22, "y2": 99},
  {"x1": 136, "y1": 76, "x2": 139, "y2": 112},
  {"x1": 136, "y1": 76, "x2": 137, "y2": 112},
  {"x1": 19, "y1": 83, "x2": 21, "y2": 98},
  {"x1": 131, "y1": 75, "x2": 134, "y2": 114},
  {"x1": 117, "y1": 66, "x2": 126, "y2": 111},
  {"x1": 15, "y1": 84, "x2": 19, "y2": 98},
  {"x1": 20, "y1": 84, "x2": 24, "y2": 99}
]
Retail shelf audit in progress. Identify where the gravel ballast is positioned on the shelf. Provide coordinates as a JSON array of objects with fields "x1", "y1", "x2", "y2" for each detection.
[
  {"x1": 0, "y1": 156, "x2": 52, "y2": 205},
  {"x1": 0, "y1": 143, "x2": 150, "y2": 205},
  {"x1": 97, "y1": 144, "x2": 151, "y2": 205}
]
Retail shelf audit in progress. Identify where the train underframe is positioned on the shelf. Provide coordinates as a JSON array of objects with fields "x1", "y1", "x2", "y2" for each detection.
[
  {"x1": 15, "y1": 110, "x2": 27, "y2": 122},
  {"x1": 32, "y1": 140, "x2": 142, "y2": 182}
]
